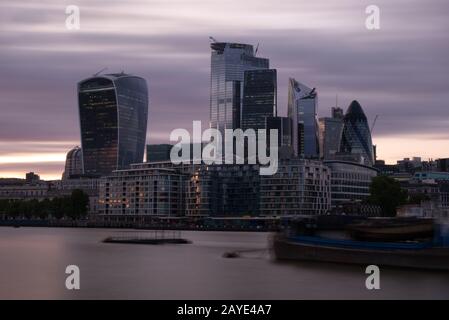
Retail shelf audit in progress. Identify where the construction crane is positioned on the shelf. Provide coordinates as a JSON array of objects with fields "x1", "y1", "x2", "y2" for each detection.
[
  {"x1": 93, "y1": 67, "x2": 107, "y2": 77},
  {"x1": 371, "y1": 115, "x2": 379, "y2": 134},
  {"x1": 255, "y1": 42, "x2": 260, "y2": 56},
  {"x1": 209, "y1": 36, "x2": 218, "y2": 43}
]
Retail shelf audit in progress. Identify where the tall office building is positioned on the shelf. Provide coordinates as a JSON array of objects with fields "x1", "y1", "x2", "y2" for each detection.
[
  {"x1": 210, "y1": 42, "x2": 269, "y2": 133},
  {"x1": 339, "y1": 100, "x2": 374, "y2": 166},
  {"x1": 332, "y1": 107, "x2": 344, "y2": 119},
  {"x1": 78, "y1": 73, "x2": 148, "y2": 176},
  {"x1": 62, "y1": 146, "x2": 83, "y2": 179},
  {"x1": 318, "y1": 108, "x2": 344, "y2": 160},
  {"x1": 241, "y1": 69, "x2": 277, "y2": 131},
  {"x1": 266, "y1": 116, "x2": 292, "y2": 148},
  {"x1": 287, "y1": 78, "x2": 319, "y2": 158},
  {"x1": 146, "y1": 144, "x2": 173, "y2": 163}
]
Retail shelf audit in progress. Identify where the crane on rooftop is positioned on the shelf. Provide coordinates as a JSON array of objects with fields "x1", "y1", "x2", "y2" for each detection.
[
  {"x1": 371, "y1": 115, "x2": 379, "y2": 135},
  {"x1": 93, "y1": 67, "x2": 107, "y2": 77}
]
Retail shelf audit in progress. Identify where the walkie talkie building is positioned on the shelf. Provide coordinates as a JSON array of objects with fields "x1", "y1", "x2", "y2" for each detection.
[{"x1": 78, "y1": 73, "x2": 148, "y2": 176}]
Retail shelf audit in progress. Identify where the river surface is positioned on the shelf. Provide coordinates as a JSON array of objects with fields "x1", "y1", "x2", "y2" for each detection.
[{"x1": 0, "y1": 227, "x2": 448, "y2": 299}]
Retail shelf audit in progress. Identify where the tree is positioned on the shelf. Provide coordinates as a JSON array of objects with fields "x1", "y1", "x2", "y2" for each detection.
[
  {"x1": 368, "y1": 176, "x2": 407, "y2": 216},
  {"x1": 0, "y1": 190, "x2": 90, "y2": 220},
  {"x1": 69, "y1": 189, "x2": 89, "y2": 219}
]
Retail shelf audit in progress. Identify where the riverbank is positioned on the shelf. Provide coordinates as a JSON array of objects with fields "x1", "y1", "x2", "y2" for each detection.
[
  {"x1": 0, "y1": 218, "x2": 279, "y2": 232},
  {"x1": 0, "y1": 214, "x2": 370, "y2": 232}
]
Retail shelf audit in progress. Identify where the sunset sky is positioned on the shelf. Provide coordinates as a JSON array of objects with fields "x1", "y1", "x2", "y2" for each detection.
[{"x1": 1, "y1": 0, "x2": 448, "y2": 180}]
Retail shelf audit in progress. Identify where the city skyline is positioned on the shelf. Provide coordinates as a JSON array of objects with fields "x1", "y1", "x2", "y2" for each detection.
[{"x1": 1, "y1": 0, "x2": 448, "y2": 179}]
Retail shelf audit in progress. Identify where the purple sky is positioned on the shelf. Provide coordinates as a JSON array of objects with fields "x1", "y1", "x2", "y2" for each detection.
[{"x1": 1, "y1": 0, "x2": 448, "y2": 179}]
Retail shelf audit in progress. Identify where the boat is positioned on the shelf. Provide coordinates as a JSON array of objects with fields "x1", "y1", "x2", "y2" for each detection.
[
  {"x1": 272, "y1": 234, "x2": 449, "y2": 271},
  {"x1": 346, "y1": 217, "x2": 434, "y2": 242},
  {"x1": 272, "y1": 217, "x2": 449, "y2": 271}
]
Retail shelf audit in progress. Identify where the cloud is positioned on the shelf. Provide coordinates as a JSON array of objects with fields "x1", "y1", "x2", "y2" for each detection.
[{"x1": 0, "y1": 0, "x2": 448, "y2": 177}]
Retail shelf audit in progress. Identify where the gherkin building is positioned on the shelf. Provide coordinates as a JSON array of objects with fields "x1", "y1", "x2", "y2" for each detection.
[{"x1": 339, "y1": 100, "x2": 374, "y2": 166}]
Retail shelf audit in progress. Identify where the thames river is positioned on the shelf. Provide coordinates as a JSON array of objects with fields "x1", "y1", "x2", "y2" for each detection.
[{"x1": 0, "y1": 227, "x2": 448, "y2": 299}]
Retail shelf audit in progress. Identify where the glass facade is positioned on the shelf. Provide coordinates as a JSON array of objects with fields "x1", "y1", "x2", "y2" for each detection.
[
  {"x1": 241, "y1": 69, "x2": 277, "y2": 131},
  {"x1": 146, "y1": 144, "x2": 173, "y2": 163},
  {"x1": 339, "y1": 100, "x2": 374, "y2": 166},
  {"x1": 318, "y1": 117, "x2": 344, "y2": 160},
  {"x1": 210, "y1": 42, "x2": 269, "y2": 134},
  {"x1": 266, "y1": 116, "x2": 292, "y2": 149},
  {"x1": 78, "y1": 74, "x2": 148, "y2": 176},
  {"x1": 287, "y1": 78, "x2": 319, "y2": 158}
]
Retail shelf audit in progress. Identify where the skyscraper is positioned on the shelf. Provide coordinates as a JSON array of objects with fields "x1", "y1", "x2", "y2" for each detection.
[
  {"x1": 339, "y1": 100, "x2": 374, "y2": 166},
  {"x1": 78, "y1": 73, "x2": 148, "y2": 176},
  {"x1": 332, "y1": 107, "x2": 344, "y2": 119},
  {"x1": 146, "y1": 144, "x2": 173, "y2": 163},
  {"x1": 318, "y1": 107, "x2": 344, "y2": 160},
  {"x1": 287, "y1": 78, "x2": 319, "y2": 158},
  {"x1": 210, "y1": 42, "x2": 269, "y2": 133},
  {"x1": 265, "y1": 116, "x2": 292, "y2": 149},
  {"x1": 62, "y1": 146, "x2": 83, "y2": 179},
  {"x1": 241, "y1": 69, "x2": 277, "y2": 131}
]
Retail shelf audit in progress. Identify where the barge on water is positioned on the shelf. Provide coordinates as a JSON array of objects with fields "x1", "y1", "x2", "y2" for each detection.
[
  {"x1": 272, "y1": 217, "x2": 449, "y2": 271},
  {"x1": 103, "y1": 230, "x2": 191, "y2": 245}
]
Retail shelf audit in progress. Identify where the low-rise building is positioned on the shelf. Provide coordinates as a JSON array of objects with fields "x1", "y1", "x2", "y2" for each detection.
[
  {"x1": 413, "y1": 171, "x2": 449, "y2": 183},
  {"x1": 99, "y1": 167, "x2": 187, "y2": 219},
  {"x1": 52, "y1": 176, "x2": 100, "y2": 214},
  {"x1": 0, "y1": 182, "x2": 51, "y2": 200},
  {"x1": 98, "y1": 158, "x2": 332, "y2": 218},
  {"x1": 258, "y1": 158, "x2": 330, "y2": 216},
  {"x1": 324, "y1": 160, "x2": 378, "y2": 208}
]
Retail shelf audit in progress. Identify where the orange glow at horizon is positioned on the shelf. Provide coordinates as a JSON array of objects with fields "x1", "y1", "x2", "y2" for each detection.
[
  {"x1": 373, "y1": 134, "x2": 449, "y2": 163},
  {"x1": 0, "y1": 133, "x2": 448, "y2": 181},
  {"x1": 0, "y1": 153, "x2": 66, "y2": 165}
]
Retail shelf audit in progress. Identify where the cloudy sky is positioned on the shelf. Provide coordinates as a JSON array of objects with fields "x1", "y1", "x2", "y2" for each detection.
[{"x1": 0, "y1": 0, "x2": 448, "y2": 179}]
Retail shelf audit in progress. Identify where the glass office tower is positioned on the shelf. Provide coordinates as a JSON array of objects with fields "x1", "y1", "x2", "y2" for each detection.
[
  {"x1": 78, "y1": 73, "x2": 148, "y2": 176},
  {"x1": 339, "y1": 100, "x2": 374, "y2": 166},
  {"x1": 287, "y1": 78, "x2": 319, "y2": 158},
  {"x1": 146, "y1": 144, "x2": 173, "y2": 163},
  {"x1": 241, "y1": 69, "x2": 277, "y2": 131},
  {"x1": 210, "y1": 42, "x2": 269, "y2": 133},
  {"x1": 266, "y1": 116, "x2": 292, "y2": 148},
  {"x1": 318, "y1": 107, "x2": 344, "y2": 160}
]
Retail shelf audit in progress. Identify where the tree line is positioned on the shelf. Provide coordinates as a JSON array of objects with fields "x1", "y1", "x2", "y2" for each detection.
[
  {"x1": 0, "y1": 189, "x2": 89, "y2": 220},
  {"x1": 368, "y1": 175, "x2": 430, "y2": 216}
]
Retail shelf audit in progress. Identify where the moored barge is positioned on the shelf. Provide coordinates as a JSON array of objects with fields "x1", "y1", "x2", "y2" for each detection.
[
  {"x1": 273, "y1": 217, "x2": 449, "y2": 271},
  {"x1": 273, "y1": 234, "x2": 449, "y2": 271}
]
